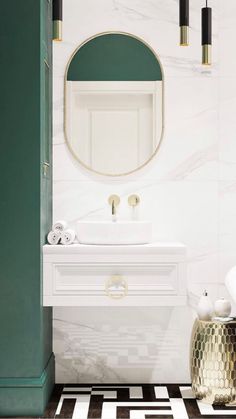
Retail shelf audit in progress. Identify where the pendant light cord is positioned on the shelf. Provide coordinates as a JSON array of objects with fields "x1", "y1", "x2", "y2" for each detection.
[{"x1": 206, "y1": 0, "x2": 208, "y2": 6}]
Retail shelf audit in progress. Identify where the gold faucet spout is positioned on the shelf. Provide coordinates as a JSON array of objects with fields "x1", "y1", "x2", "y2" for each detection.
[
  {"x1": 108, "y1": 195, "x2": 120, "y2": 220},
  {"x1": 112, "y1": 200, "x2": 116, "y2": 216}
]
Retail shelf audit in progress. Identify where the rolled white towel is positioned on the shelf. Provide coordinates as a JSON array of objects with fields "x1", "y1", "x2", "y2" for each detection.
[
  {"x1": 47, "y1": 230, "x2": 61, "y2": 245},
  {"x1": 61, "y1": 229, "x2": 76, "y2": 245},
  {"x1": 53, "y1": 220, "x2": 68, "y2": 232}
]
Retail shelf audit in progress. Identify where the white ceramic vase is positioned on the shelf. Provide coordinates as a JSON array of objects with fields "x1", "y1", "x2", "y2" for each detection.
[
  {"x1": 197, "y1": 291, "x2": 214, "y2": 321},
  {"x1": 214, "y1": 298, "x2": 231, "y2": 318}
]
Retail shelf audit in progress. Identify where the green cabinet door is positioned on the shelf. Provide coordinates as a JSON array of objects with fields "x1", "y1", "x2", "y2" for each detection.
[{"x1": 0, "y1": 1, "x2": 54, "y2": 415}]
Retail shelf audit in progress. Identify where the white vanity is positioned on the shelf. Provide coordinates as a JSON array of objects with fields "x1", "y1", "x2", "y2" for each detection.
[{"x1": 43, "y1": 242, "x2": 187, "y2": 307}]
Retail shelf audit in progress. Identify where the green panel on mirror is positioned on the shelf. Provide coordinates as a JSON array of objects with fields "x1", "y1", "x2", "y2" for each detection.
[{"x1": 67, "y1": 33, "x2": 163, "y2": 81}]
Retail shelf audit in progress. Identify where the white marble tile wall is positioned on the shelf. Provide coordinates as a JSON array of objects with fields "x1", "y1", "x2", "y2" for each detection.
[{"x1": 52, "y1": 0, "x2": 236, "y2": 383}]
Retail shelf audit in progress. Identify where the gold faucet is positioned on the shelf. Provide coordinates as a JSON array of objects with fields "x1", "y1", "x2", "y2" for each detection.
[
  {"x1": 108, "y1": 195, "x2": 120, "y2": 220},
  {"x1": 112, "y1": 200, "x2": 115, "y2": 216}
]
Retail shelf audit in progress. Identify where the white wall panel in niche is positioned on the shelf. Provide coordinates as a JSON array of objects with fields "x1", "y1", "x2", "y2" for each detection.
[{"x1": 66, "y1": 81, "x2": 162, "y2": 174}]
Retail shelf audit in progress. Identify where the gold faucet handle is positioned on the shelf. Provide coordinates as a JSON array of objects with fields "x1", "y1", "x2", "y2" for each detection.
[
  {"x1": 108, "y1": 195, "x2": 120, "y2": 207},
  {"x1": 128, "y1": 194, "x2": 140, "y2": 207}
]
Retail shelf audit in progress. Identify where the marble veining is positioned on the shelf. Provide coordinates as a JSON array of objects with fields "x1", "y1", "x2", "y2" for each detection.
[{"x1": 53, "y1": 307, "x2": 194, "y2": 383}]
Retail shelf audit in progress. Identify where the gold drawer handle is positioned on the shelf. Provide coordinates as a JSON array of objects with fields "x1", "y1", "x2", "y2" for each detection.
[{"x1": 105, "y1": 275, "x2": 128, "y2": 299}]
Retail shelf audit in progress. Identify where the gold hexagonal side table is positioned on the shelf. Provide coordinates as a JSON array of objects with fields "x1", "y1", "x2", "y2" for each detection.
[{"x1": 190, "y1": 318, "x2": 236, "y2": 405}]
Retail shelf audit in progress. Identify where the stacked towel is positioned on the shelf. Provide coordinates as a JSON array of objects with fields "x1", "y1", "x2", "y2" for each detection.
[
  {"x1": 47, "y1": 230, "x2": 61, "y2": 245},
  {"x1": 47, "y1": 221, "x2": 76, "y2": 245},
  {"x1": 61, "y1": 229, "x2": 76, "y2": 245},
  {"x1": 53, "y1": 220, "x2": 68, "y2": 232}
]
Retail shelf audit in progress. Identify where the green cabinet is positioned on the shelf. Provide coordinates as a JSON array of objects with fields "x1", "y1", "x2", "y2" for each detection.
[{"x1": 0, "y1": 0, "x2": 54, "y2": 415}]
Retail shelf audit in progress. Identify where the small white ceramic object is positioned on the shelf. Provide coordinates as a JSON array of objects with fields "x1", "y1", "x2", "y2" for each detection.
[
  {"x1": 197, "y1": 290, "x2": 214, "y2": 321},
  {"x1": 214, "y1": 298, "x2": 231, "y2": 318}
]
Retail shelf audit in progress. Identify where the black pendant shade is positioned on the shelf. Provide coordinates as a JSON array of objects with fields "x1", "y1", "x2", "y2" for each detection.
[
  {"x1": 53, "y1": 0, "x2": 62, "y2": 41},
  {"x1": 179, "y1": 0, "x2": 189, "y2": 46},
  {"x1": 201, "y1": 1, "x2": 212, "y2": 65}
]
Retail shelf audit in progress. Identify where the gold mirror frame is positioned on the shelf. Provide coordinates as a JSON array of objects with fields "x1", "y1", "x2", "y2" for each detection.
[{"x1": 64, "y1": 31, "x2": 164, "y2": 178}]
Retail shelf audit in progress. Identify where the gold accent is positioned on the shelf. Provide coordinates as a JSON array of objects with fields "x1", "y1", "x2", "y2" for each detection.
[
  {"x1": 105, "y1": 275, "x2": 128, "y2": 299},
  {"x1": 108, "y1": 195, "x2": 120, "y2": 216},
  {"x1": 202, "y1": 44, "x2": 212, "y2": 66},
  {"x1": 180, "y1": 26, "x2": 189, "y2": 46},
  {"x1": 64, "y1": 31, "x2": 165, "y2": 178},
  {"x1": 42, "y1": 162, "x2": 50, "y2": 177},
  {"x1": 53, "y1": 20, "x2": 62, "y2": 42},
  {"x1": 128, "y1": 194, "x2": 140, "y2": 207},
  {"x1": 190, "y1": 319, "x2": 236, "y2": 405}
]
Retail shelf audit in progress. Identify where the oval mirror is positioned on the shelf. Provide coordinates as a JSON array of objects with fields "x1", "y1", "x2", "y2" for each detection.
[{"x1": 65, "y1": 32, "x2": 163, "y2": 177}]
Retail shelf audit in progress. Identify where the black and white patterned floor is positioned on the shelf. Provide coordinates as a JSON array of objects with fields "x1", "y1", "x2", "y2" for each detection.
[{"x1": 37, "y1": 384, "x2": 236, "y2": 419}]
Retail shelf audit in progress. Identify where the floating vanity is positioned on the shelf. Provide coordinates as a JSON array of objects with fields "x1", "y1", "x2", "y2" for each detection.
[{"x1": 43, "y1": 242, "x2": 187, "y2": 307}]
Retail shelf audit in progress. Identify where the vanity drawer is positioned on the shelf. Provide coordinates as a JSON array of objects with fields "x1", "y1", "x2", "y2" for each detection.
[{"x1": 43, "y1": 261, "x2": 186, "y2": 306}]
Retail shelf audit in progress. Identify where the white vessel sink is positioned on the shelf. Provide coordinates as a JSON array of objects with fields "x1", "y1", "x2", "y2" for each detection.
[{"x1": 76, "y1": 221, "x2": 152, "y2": 245}]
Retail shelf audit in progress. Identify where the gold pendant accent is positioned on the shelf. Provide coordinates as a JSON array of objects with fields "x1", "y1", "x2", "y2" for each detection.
[
  {"x1": 53, "y1": 20, "x2": 62, "y2": 42},
  {"x1": 180, "y1": 26, "x2": 189, "y2": 46},
  {"x1": 202, "y1": 44, "x2": 211, "y2": 65}
]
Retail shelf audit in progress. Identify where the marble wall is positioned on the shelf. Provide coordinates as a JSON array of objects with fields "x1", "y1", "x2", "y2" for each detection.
[{"x1": 53, "y1": 0, "x2": 236, "y2": 383}]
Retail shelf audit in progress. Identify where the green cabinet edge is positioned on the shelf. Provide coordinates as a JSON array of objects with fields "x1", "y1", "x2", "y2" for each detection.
[{"x1": 0, "y1": 353, "x2": 54, "y2": 416}]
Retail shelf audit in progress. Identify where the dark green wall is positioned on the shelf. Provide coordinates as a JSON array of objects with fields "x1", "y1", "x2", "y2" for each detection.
[
  {"x1": 0, "y1": 0, "x2": 54, "y2": 415},
  {"x1": 67, "y1": 33, "x2": 163, "y2": 81}
]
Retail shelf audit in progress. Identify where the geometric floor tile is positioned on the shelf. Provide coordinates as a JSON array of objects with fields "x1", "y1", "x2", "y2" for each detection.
[
  {"x1": 55, "y1": 384, "x2": 236, "y2": 419},
  {"x1": 9, "y1": 384, "x2": 236, "y2": 418}
]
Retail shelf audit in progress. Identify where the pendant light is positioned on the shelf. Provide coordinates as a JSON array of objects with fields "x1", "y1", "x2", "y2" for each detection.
[
  {"x1": 53, "y1": 0, "x2": 62, "y2": 41},
  {"x1": 201, "y1": 0, "x2": 212, "y2": 65},
  {"x1": 179, "y1": 0, "x2": 189, "y2": 46}
]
